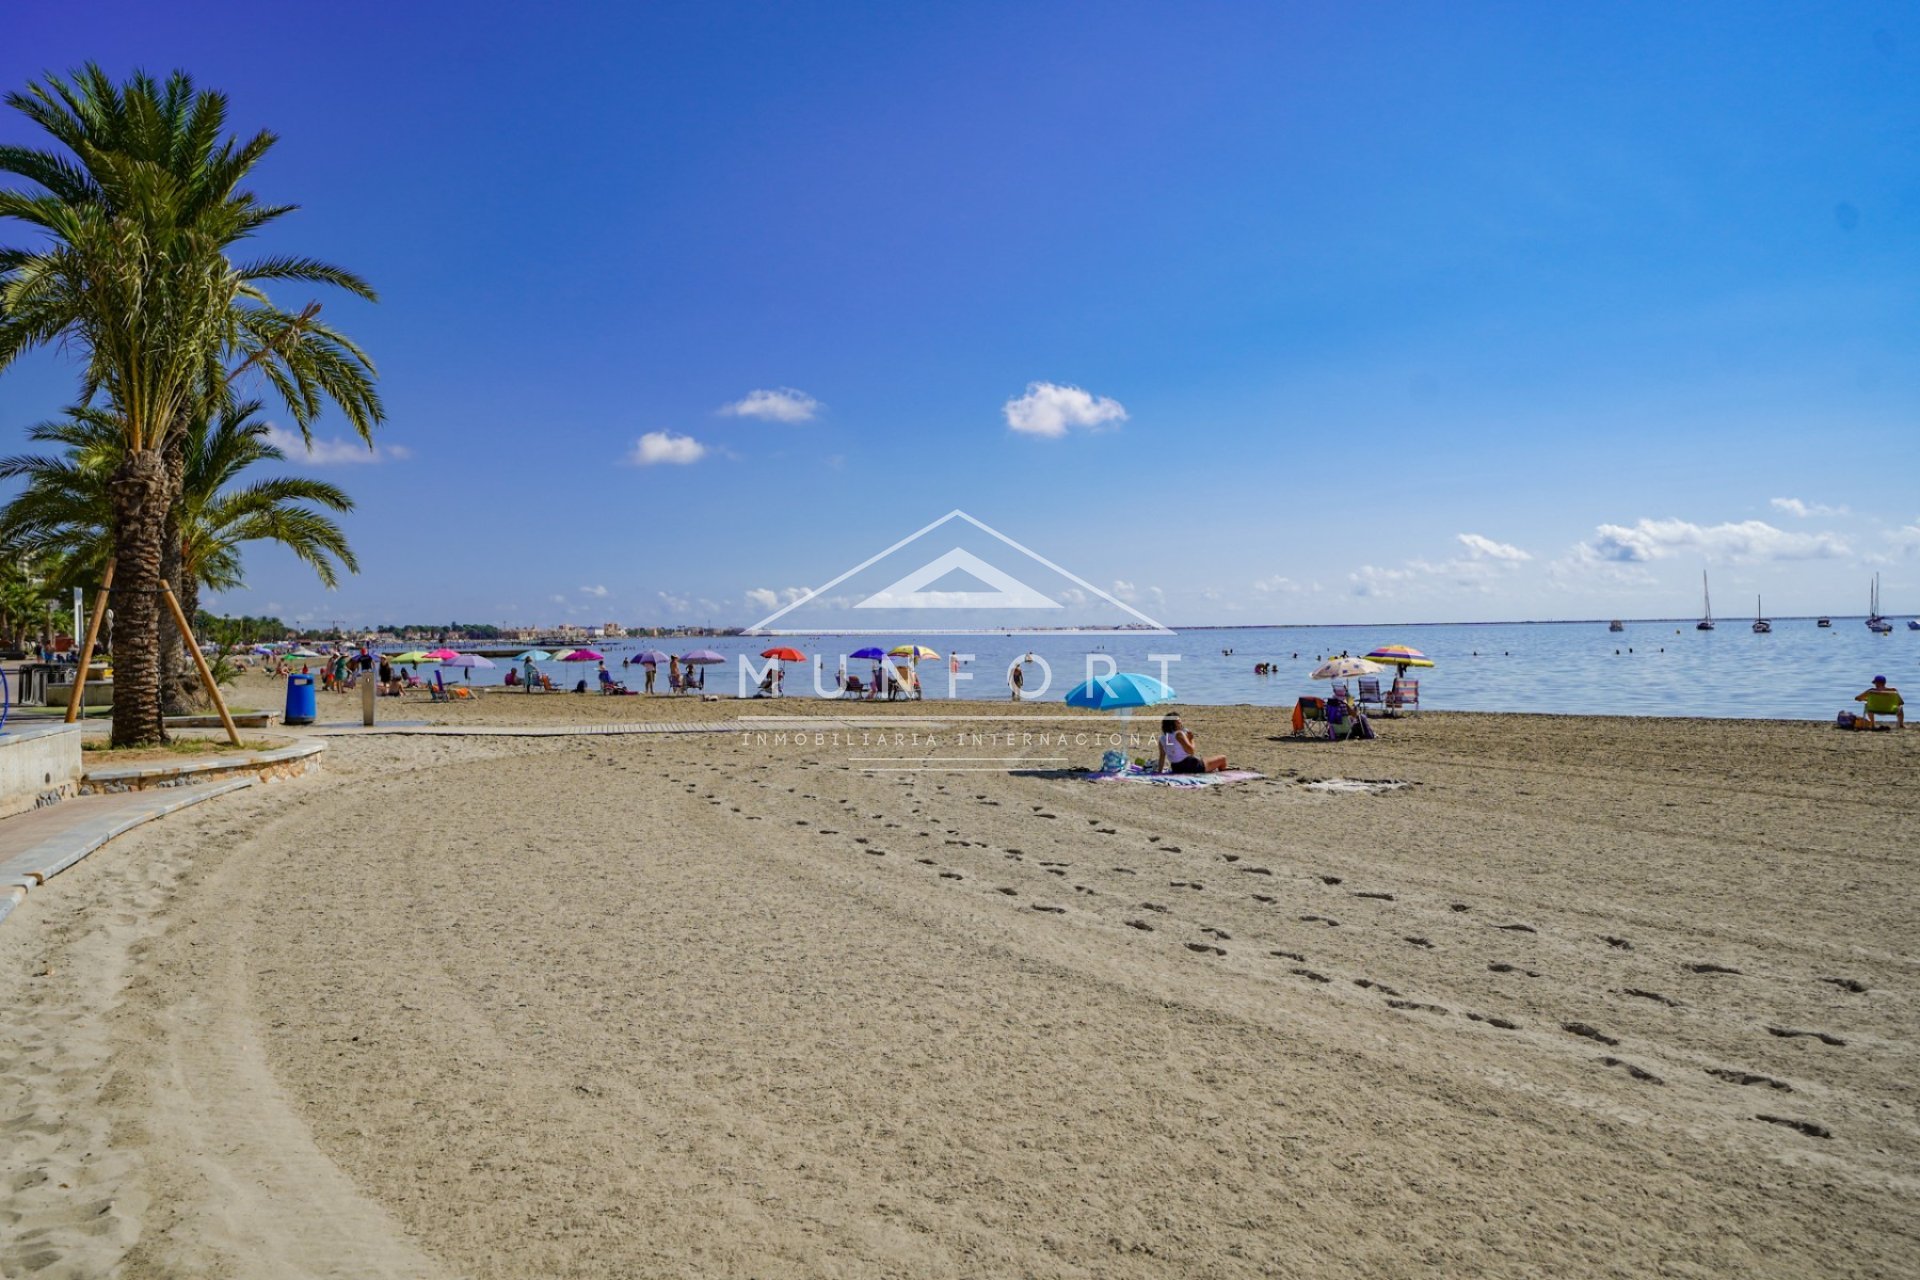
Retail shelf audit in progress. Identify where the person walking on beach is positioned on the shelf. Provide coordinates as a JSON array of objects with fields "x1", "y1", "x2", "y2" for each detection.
[
  {"x1": 1855, "y1": 675, "x2": 1904, "y2": 728},
  {"x1": 1010, "y1": 661, "x2": 1024, "y2": 701},
  {"x1": 669, "y1": 654, "x2": 681, "y2": 693},
  {"x1": 523, "y1": 654, "x2": 537, "y2": 692},
  {"x1": 1157, "y1": 714, "x2": 1229, "y2": 775},
  {"x1": 643, "y1": 661, "x2": 656, "y2": 694}
]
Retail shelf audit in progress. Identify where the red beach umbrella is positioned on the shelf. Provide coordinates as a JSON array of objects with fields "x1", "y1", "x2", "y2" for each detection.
[{"x1": 759, "y1": 647, "x2": 805, "y2": 662}]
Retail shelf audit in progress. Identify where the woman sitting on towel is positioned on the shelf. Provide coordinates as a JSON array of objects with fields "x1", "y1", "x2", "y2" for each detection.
[{"x1": 1158, "y1": 714, "x2": 1229, "y2": 775}]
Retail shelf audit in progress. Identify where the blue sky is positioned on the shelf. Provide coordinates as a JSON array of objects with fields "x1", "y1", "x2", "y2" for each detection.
[{"x1": 2, "y1": 1, "x2": 1915, "y2": 628}]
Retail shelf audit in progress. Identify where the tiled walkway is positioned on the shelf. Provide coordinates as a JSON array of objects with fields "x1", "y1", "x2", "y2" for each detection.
[{"x1": 0, "y1": 781, "x2": 253, "y2": 926}]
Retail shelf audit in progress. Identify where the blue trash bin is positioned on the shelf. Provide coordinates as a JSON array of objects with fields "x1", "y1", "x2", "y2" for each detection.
[{"x1": 285, "y1": 673, "x2": 316, "y2": 725}]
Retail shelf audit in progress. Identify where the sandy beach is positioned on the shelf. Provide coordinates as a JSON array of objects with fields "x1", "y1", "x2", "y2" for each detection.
[{"x1": 2, "y1": 682, "x2": 1915, "y2": 1277}]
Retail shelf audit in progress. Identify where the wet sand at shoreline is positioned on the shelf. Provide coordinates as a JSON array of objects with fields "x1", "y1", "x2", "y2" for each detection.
[{"x1": 3, "y1": 686, "x2": 1915, "y2": 1277}]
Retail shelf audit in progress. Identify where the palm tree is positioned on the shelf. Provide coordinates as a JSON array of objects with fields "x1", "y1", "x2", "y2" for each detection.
[
  {"x1": 0, "y1": 554, "x2": 60, "y2": 651},
  {"x1": 0, "y1": 66, "x2": 382, "y2": 744},
  {"x1": 0, "y1": 400, "x2": 359, "y2": 682}
]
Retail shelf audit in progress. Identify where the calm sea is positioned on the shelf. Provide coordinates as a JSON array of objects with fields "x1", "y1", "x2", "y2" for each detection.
[{"x1": 406, "y1": 618, "x2": 1915, "y2": 721}]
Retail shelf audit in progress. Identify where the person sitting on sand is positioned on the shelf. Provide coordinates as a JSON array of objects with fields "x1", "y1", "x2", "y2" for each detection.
[
  {"x1": 1157, "y1": 714, "x2": 1229, "y2": 775},
  {"x1": 1855, "y1": 675, "x2": 1904, "y2": 728}
]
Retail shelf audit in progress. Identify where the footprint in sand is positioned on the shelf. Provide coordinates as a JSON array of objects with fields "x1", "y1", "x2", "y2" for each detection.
[
  {"x1": 1112, "y1": 867, "x2": 1138, "y2": 875},
  {"x1": 1494, "y1": 923, "x2": 1537, "y2": 934},
  {"x1": 995, "y1": 887, "x2": 1020, "y2": 896},
  {"x1": 1767, "y1": 1027, "x2": 1846, "y2": 1046},
  {"x1": 1354, "y1": 978, "x2": 1402, "y2": 997},
  {"x1": 1387, "y1": 999, "x2": 1448, "y2": 1015},
  {"x1": 916, "y1": 858, "x2": 936, "y2": 865},
  {"x1": 1450, "y1": 903, "x2": 1471, "y2": 912},
  {"x1": 1301, "y1": 915, "x2": 1341, "y2": 927},
  {"x1": 1201, "y1": 927, "x2": 1231, "y2": 941},
  {"x1": 1045, "y1": 868, "x2": 1067, "y2": 877},
  {"x1": 1707, "y1": 1068, "x2": 1792, "y2": 1092},
  {"x1": 1599, "y1": 1057, "x2": 1663, "y2": 1084},
  {"x1": 1240, "y1": 866, "x2": 1274, "y2": 876},
  {"x1": 1402, "y1": 936, "x2": 1432, "y2": 948},
  {"x1": 1320, "y1": 875, "x2": 1343, "y2": 885},
  {"x1": 1618, "y1": 988, "x2": 1680, "y2": 1006},
  {"x1": 1221, "y1": 854, "x2": 1240, "y2": 863},
  {"x1": 1127, "y1": 919, "x2": 1155, "y2": 931},
  {"x1": 1755, "y1": 1114, "x2": 1831, "y2": 1139},
  {"x1": 1599, "y1": 936, "x2": 1633, "y2": 949},
  {"x1": 1269, "y1": 949, "x2": 1306, "y2": 962},
  {"x1": 866, "y1": 849, "x2": 887, "y2": 857},
  {"x1": 1251, "y1": 894, "x2": 1276, "y2": 904},
  {"x1": 1161, "y1": 845, "x2": 1183, "y2": 853},
  {"x1": 1465, "y1": 1012, "x2": 1520, "y2": 1030},
  {"x1": 1291, "y1": 968, "x2": 1331, "y2": 983},
  {"x1": 1148, "y1": 836, "x2": 1162, "y2": 843},
  {"x1": 1186, "y1": 943, "x2": 1228, "y2": 956},
  {"x1": 1141, "y1": 902, "x2": 1171, "y2": 913},
  {"x1": 940, "y1": 872, "x2": 964, "y2": 880},
  {"x1": 1564, "y1": 1022, "x2": 1620, "y2": 1046},
  {"x1": 1687, "y1": 963, "x2": 1743, "y2": 975},
  {"x1": 1819, "y1": 977, "x2": 1867, "y2": 994},
  {"x1": 1032, "y1": 904, "x2": 1066, "y2": 914},
  {"x1": 1488, "y1": 963, "x2": 1541, "y2": 977},
  {"x1": 1170, "y1": 880, "x2": 1204, "y2": 890},
  {"x1": 1354, "y1": 892, "x2": 1395, "y2": 901},
  {"x1": 1094, "y1": 827, "x2": 1118, "y2": 835}
]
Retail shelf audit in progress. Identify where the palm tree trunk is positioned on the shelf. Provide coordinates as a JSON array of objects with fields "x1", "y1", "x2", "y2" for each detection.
[
  {"x1": 108, "y1": 450, "x2": 170, "y2": 747},
  {"x1": 160, "y1": 432, "x2": 200, "y2": 714}
]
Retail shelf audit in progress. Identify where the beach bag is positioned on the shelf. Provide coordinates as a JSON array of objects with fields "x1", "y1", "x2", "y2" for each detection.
[
  {"x1": 1836, "y1": 711, "x2": 1857, "y2": 730},
  {"x1": 1100, "y1": 749, "x2": 1128, "y2": 773}
]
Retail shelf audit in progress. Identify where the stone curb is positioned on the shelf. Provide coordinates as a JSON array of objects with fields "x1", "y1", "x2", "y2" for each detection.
[
  {"x1": 0, "y1": 778, "x2": 254, "y2": 927},
  {"x1": 80, "y1": 739, "x2": 325, "y2": 794}
]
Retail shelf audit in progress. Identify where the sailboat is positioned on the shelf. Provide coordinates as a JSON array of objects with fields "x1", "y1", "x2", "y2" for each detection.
[
  {"x1": 1696, "y1": 571, "x2": 1715, "y2": 631},
  {"x1": 1866, "y1": 574, "x2": 1892, "y2": 633},
  {"x1": 1751, "y1": 596, "x2": 1771, "y2": 634}
]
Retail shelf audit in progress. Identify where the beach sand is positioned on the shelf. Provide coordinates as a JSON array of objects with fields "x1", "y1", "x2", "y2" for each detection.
[{"x1": 3, "y1": 684, "x2": 1915, "y2": 1277}]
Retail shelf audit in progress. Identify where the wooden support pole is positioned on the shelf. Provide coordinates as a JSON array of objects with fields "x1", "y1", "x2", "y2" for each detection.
[
  {"x1": 160, "y1": 581, "x2": 242, "y2": 746},
  {"x1": 65, "y1": 562, "x2": 114, "y2": 723}
]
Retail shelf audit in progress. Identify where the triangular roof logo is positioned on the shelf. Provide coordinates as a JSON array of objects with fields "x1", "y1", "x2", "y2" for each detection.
[{"x1": 745, "y1": 510, "x2": 1172, "y2": 635}]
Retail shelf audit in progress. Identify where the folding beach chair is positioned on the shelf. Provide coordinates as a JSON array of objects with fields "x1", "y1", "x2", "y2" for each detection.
[
  {"x1": 1356, "y1": 677, "x2": 1385, "y2": 715},
  {"x1": 1331, "y1": 680, "x2": 1351, "y2": 703},
  {"x1": 1385, "y1": 679, "x2": 1420, "y2": 714}
]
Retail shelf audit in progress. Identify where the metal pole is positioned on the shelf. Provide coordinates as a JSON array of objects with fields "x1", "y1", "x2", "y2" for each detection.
[
  {"x1": 65, "y1": 564, "x2": 114, "y2": 723},
  {"x1": 160, "y1": 581, "x2": 242, "y2": 746}
]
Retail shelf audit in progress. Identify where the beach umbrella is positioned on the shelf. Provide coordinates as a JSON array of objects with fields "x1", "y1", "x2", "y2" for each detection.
[
  {"x1": 759, "y1": 646, "x2": 805, "y2": 662},
  {"x1": 1311, "y1": 656, "x2": 1383, "y2": 681},
  {"x1": 849, "y1": 646, "x2": 889, "y2": 660},
  {"x1": 514, "y1": 648, "x2": 554, "y2": 662},
  {"x1": 555, "y1": 648, "x2": 604, "y2": 663},
  {"x1": 289, "y1": 647, "x2": 322, "y2": 658},
  {"x1": 1063, "y1": 672, "x2": 1176, "y2": 712},
  {"x1": 425, "y1": 647, "x2": 461, "y2": 661},
  {"x1": 630, "y1": 649, "x2": 670, "y2": 665},
  {"x1": 1363, "y1": 644, "x2": 1434, "y2": 676},
  {"x1": 680, "y1": 649, "x2": 725, "y2": 664},
  {"x1": 391, "y1": 650, "x2": 432, "y2": 663},
  {"x1": 441, "y1": 654, "x2": 496, "y2": 680},
  {"x1": 888, "y1": 644, "x2": 941, "y2": 660}
]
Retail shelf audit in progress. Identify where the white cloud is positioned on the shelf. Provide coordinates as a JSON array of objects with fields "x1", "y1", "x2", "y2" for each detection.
[
  {"x1": 745, "y1": 586, "x2": 808, "y2": 611},
  {"x1": 1771, "y1": 497, "x2": 1848, "y2": 519},
  {"x1": 1887, "y1": 519, "x2": 1920, "y2": 554},
  {"x1": 1253, "y1": 575, "x2": 1305, "y2": 593},
  {"x1": 628, "y1": 431, "x2": 707, "y2": 465},
  {"x1": 657, "y1": 591, "x2": 691, "y2": 615},
  {"x1": 265, "y1": 426, "x2": 411, "y2": 465},
  {"x1": 580, "y1": 585, "x2": 609, "y2": 598},
  {"x1": 1003, "y1": 382, "x2": 1128, "y2": 438},
  {"x1": 549, "y1": 594, "x2": 567, "y2": 604},
  {"x1": 1576, "y1": 517, "x2": 1848, "y2": 564},
  {"x1": 720, "y1": 388, "x2": 821, "y2": 423},
  {"x1": 1457, "y1": 533, "x2": 1531, "y2": 562}
]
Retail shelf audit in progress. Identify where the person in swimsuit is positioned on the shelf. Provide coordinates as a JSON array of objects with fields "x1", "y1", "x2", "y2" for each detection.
[{"x1": 1157, "y1": 714, "x2": 1229, "y2": 775}]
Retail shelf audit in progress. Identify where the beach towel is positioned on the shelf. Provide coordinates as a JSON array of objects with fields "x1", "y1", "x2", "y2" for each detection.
[{"x1": 1083, "y1": 765, "x2": 1265, "y2": 788}]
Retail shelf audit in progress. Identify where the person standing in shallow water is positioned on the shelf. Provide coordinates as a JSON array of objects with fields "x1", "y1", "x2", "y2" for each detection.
[{"x1": 1010, "y1": 661, "x2": 1024, "y2": 701}]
